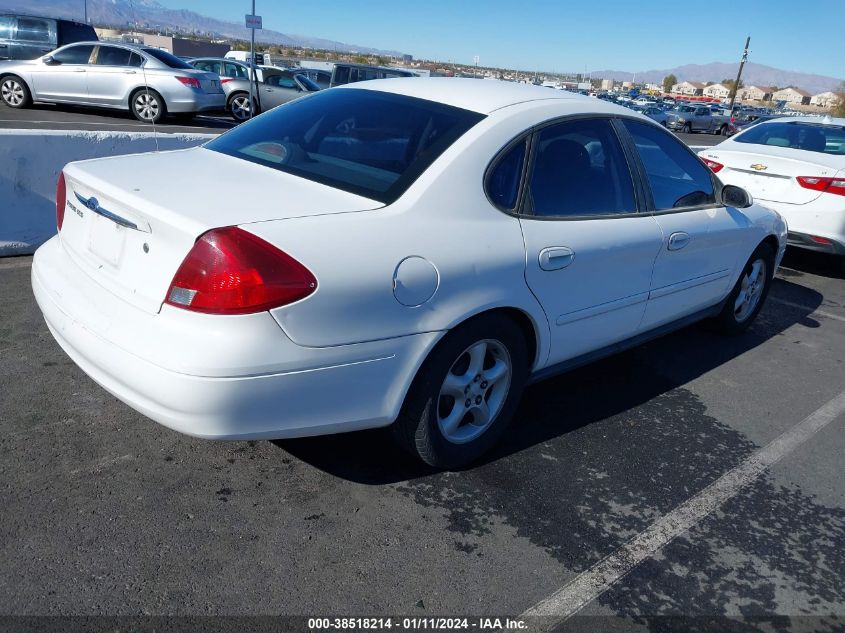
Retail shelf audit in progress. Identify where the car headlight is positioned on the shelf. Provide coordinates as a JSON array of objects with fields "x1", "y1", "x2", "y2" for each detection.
[{"x1": 677, "y1": 118, "x2": 686, "y2": 123}]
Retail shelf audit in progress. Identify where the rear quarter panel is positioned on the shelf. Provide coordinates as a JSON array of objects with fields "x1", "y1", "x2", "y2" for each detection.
[{"x1": 245, "y1": 103, "x2": 577, "y2": 368}]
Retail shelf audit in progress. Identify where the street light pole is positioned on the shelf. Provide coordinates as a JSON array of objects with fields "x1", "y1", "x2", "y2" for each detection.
[
  {"x1": 729, "y1": 36, "x2": 751, "y2": 114},
  {"x1": 248, "y1": 0, "x2": 256, "y2": 120},
  {"x1": 84, "y1": 0, "x2": 87, "y2": 23}
]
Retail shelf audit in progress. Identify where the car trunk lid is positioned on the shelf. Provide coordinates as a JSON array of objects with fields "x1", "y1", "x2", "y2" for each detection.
[
  {"x1": 58, "y1": 147, "x2": 382, "y2": 314},
  {"x1": 701, "y1": 146, "x2": 840, "y2": 205}
]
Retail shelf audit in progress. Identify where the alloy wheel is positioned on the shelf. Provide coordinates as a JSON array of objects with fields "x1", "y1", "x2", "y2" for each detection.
[
  {"x1": 134, "y1": 92, "x2": 160, "y2": 121},
  {"x1": 1, "y1": 79, "x2": 24, "y2": 106},
  {"x1": 230, "y1": 96, "x2": 252, "y2": 121},
  {"x1": 436, "y1": 339, "x2": 512, "y2": 444},
  {"x1": 734, "y1": 258, "x2": 767, "y2": 322}
]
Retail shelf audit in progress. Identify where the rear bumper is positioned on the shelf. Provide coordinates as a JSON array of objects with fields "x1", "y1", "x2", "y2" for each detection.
[
  {"x1": 32, "y1": 236, "x2": 439, "y2": 440},
  {"x1": 755, "y1": 198, "x2": 845, "y2": 255},
  {"x1": 167, "y1": 91, "x2": 226, "y2": 113}
]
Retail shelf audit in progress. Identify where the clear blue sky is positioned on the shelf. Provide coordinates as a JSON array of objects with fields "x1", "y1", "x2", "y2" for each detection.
[{"x1": 157, "y1": 0, "x2": 844, "y2": 78}]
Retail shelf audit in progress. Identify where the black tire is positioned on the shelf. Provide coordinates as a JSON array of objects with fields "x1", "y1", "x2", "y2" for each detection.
[
  {"x1": 713, "y1": 242, "x2": 775, "y2": 335},
  {"x1": 683, "y1": 122, "x2": 692, "y2": 134},
  {"x1": 227, "y1": 92, "x2": 258, "y2": 122},
  {"x1": 0, "y1": 75, "x2": 31, "y2": 109},
  {"x1": 719, "y1": 124, "x2": 729, "y2": 136},
  {"x1": 130, "y1": 88, "x2": 166, "y2": 123},
  {"x1": 392, "y1": 313, "x2": 529, "y2": 469}
]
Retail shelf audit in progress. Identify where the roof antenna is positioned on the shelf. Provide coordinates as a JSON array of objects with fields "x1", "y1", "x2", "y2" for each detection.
[{"x1": 128, "y1": 0, "x2": 160, "y2": 152}]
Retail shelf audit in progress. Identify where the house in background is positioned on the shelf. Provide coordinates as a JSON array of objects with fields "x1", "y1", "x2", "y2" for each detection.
[
  {"x1": 671, "y1": 81, "x2": 705, "y2": 96},
  {"x1": 739, "y1": 86, "x2": 775, "y2": 101},
  {"x1": 810, "y1": 91, "x2": 840, "y2": 108},
  {"x1": 703, "y1": 83, "x2": 731, "y2": 99},
  {"x1": 772, "y1": 87, "x2": 811, "y2": 105}
]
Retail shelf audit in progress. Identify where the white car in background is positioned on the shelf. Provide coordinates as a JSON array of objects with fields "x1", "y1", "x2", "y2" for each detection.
[
  {"x1": 32, "y1": 79, "x2": 786, "y2": 468},
  {"x1": 699, "y1": 116, "x2": 845, "y2": 268}
]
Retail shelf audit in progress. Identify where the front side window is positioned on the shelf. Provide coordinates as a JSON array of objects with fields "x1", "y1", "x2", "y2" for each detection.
[
  {"x1": 622, "y1": 119, "x2": 716, "y2": 210},
  {"x1": 16, "y1": 18, "x2": 52, "y2": 42},
  {"x1": 528, "y1": 118, "x2": 637, "y2": 217},
  {"x1": 206, "y1": 89, "x2": 485, "y2": 203},
  {"x1": 734, "y1": 121, "x2": 845, "y2": 156},
  {"x1": 486, "y1": 140, "x2": 526, "y2": 210},
  {"x1": 52, "y1": 44, "x2": 94, "y2": 65}
]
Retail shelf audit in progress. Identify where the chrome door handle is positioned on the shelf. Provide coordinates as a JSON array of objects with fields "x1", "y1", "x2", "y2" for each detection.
[
  {"x1": 73, "y1": 68, "x2": 86, "y2": 72},
  {"x1": 539, "y1": 246, "x2": 575, "y2": 271},
  {"x1": 123, "y1": 70, "x2": 136, "y2": 74},
  {"x1": 668, "y1": 232, "x2": 691, "y2": 251}
]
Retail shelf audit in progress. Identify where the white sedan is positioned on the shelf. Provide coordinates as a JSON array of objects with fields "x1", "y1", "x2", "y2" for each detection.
[
  {"x1": 32, "y1": 79, "x2": 787, "y2": 468},
  {"x1": 699, "y1": 116, "x2": 845, "y2": 269}
]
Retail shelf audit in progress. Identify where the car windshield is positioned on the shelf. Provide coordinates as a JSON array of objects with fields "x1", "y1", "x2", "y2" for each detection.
[
  {"x1": 734, "y1": 121, "x2": 845, "y2": 155},
  {"x1": 142, "y1": 47, "x2": 193, "y2": 69},
  {"x1": 677, "y1": 106, "x2": 696, "y2": 113},
  {"x1": 206, "y1": 89, "x2": 485, "y2": 203}
]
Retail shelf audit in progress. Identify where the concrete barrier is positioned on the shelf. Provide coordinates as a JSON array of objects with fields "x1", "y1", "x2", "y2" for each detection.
[{"x1": 0, "y1": 129, "x2": 215, "y2": 256}]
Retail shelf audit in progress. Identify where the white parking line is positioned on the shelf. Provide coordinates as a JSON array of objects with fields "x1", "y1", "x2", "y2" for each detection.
[
  {"x1": 520, "y1": 389, "x2": 845, "y2": 626},
  {"x1": 768, "y1": 297, "x2": 845, "y2": 323}
]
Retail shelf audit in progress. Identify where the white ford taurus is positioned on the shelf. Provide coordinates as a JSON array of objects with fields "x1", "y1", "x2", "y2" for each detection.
[{"x1": 32, "y1": 78, "x2": 787, "y2": 467}]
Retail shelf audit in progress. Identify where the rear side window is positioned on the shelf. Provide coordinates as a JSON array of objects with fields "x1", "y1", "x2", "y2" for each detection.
[
  {"x1": 16, "y1": 17, "x2": 52, "y2": 42},
  {"x1": 528, "y1": 118, "x2": 637, "y2": 217},
  {"x1": 142, "y1": 47, "x2": 193, "y2": 69},
  {"x1": 207, "y1": 89, "x2": 485, "y2": 204},
  {"x1": 0, "y1": 16, "x2": 14, "y2": 39},
  {"x1": 486, "y1": 140, "x2": 526, "y2": 210},
  {"x1": 224, "y1": 62, "x2": 248, "y2": 79},
  {"x1": 734, "y1": 121, "x2": 845, "y2": 156},
  {"x1": 623, "y1": 119, "x2": 716, "y2": 210},
  {"x1": 52, "y1": 44, "x2": 94, "y2": 65},
  {"x1": 95, "y1": 46, "x2": 133, "y2": 66},
  {"x1": 193, "y1": 60, "x2": 222, "y2": 74}
]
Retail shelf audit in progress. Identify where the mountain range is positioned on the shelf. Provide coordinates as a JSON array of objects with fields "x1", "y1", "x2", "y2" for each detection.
[
  {"x1": 593, "y1": 62, "x2": 842, "y2": 95},
  {"x1": 0, "y1": 0, "x2": 405, "y2": 56}
]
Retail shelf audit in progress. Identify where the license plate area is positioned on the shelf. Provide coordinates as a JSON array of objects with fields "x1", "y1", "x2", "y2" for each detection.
[{"x1": 88, "y1": 212, "x2": 126, "y2": 266}]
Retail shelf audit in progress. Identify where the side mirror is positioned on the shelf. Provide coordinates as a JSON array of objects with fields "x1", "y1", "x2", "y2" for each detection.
[
  {"x1": 43, "y1": 55, "x2": 58, "y2": 65},
  {"x1": 721, "y1": 184, "x2": 753, "y2": 208}
]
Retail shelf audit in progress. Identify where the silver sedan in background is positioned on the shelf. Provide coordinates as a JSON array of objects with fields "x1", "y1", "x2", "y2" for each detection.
[
  {"x1": 223, "y1": 71, "x2": 321, "y2": 121},
  {"x1": 0, "y1": 41, "x2": 225, "y2": 123}
]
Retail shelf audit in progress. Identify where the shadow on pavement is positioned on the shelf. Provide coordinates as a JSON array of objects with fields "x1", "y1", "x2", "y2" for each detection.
[{"x1": 276, "y1": 278, "x2": 824, "y2": 485}]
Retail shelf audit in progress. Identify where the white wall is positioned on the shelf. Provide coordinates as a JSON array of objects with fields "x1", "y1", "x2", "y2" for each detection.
[{"x1": 0, "y1": 130, "x2": 214, "y2": 256}]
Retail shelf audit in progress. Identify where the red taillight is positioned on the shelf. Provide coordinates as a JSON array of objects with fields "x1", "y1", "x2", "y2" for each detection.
[
  {"x1": 220, "y1": 77, "x2": 234, "y2": 84},
  {"x1": 165, "y1": 227, "x2": 317, "y2": 315},
  {"x1": 703, "y1": 158, "x2": 724, "y2": 173},
  {"x1": 796, "y1": 176, "x2": 845, "y2": 197},
  {"x1": 56, "y1": 171, "x2": 66, "y2": 231},
  {"x1": 809, "y1": 235, "x2": 833, "y2": 245},
  {"x1": 175, "y1": 76, "x2": 201, "y2": 89}
]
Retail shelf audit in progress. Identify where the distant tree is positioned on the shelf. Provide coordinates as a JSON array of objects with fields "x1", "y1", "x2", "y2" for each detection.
[
  {"x1": 722, "y1": 78, "x2": 745, "y2": 90},
  {"x1": 662, "y1": 74, "x2": 677, "y2": 93},
  {"x1": 705, "y1": 81, "x2": 714, "y2": 86},
  {"x1": 833, "y1": 82, "x2": 845, "y2": 117},
  {"x1": 353, "y1": 54, "x2": 368, "y2": 64}
]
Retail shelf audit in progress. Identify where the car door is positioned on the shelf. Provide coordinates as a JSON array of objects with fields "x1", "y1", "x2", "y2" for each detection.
[
  {"x1": 10, "y1": 16, "x2": 55, "y2": 60},
  {"x1": 86, "y1": 45, "x2": 144, "y2": 106},
  {"x1": 259, "y1": 72, "x2": 302, "y2": 110},
  {"x1": 619, "y1": 119, "x2": 747, "y2": 330},
  {"x1": 517, "y1": 117, "x2": 664, "y2": 366},
  {"x1": 30, "y1": 43, "x2": 94, "y2": 102}
]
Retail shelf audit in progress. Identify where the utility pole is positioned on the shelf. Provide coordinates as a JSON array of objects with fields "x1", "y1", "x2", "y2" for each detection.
[
  {"x1": 84, "y1": 0, "x2": 87, "y2": 23},
  {"x1": 729, "y1": 36, "x2": 751, "y2": 114}
]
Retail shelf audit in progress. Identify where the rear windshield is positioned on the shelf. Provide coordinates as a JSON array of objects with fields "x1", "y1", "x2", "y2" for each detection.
[
  {"x1": 206, "y1": 89, "x2": 485, "y2": 203},
  {"x1": 734, "y1": 121, "x2": 845, "y2": 155},
  {"x1": 142, "y1": 47, "x2": 193, "y2": 69}
]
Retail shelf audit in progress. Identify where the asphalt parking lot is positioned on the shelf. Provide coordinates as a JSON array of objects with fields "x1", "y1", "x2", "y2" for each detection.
[
  {"x1": 1, "y1": 246, "x2": 843, "y2": 629},
  {"x1": 0, "y1": 102, "x2": 723, "y2": 147}
]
